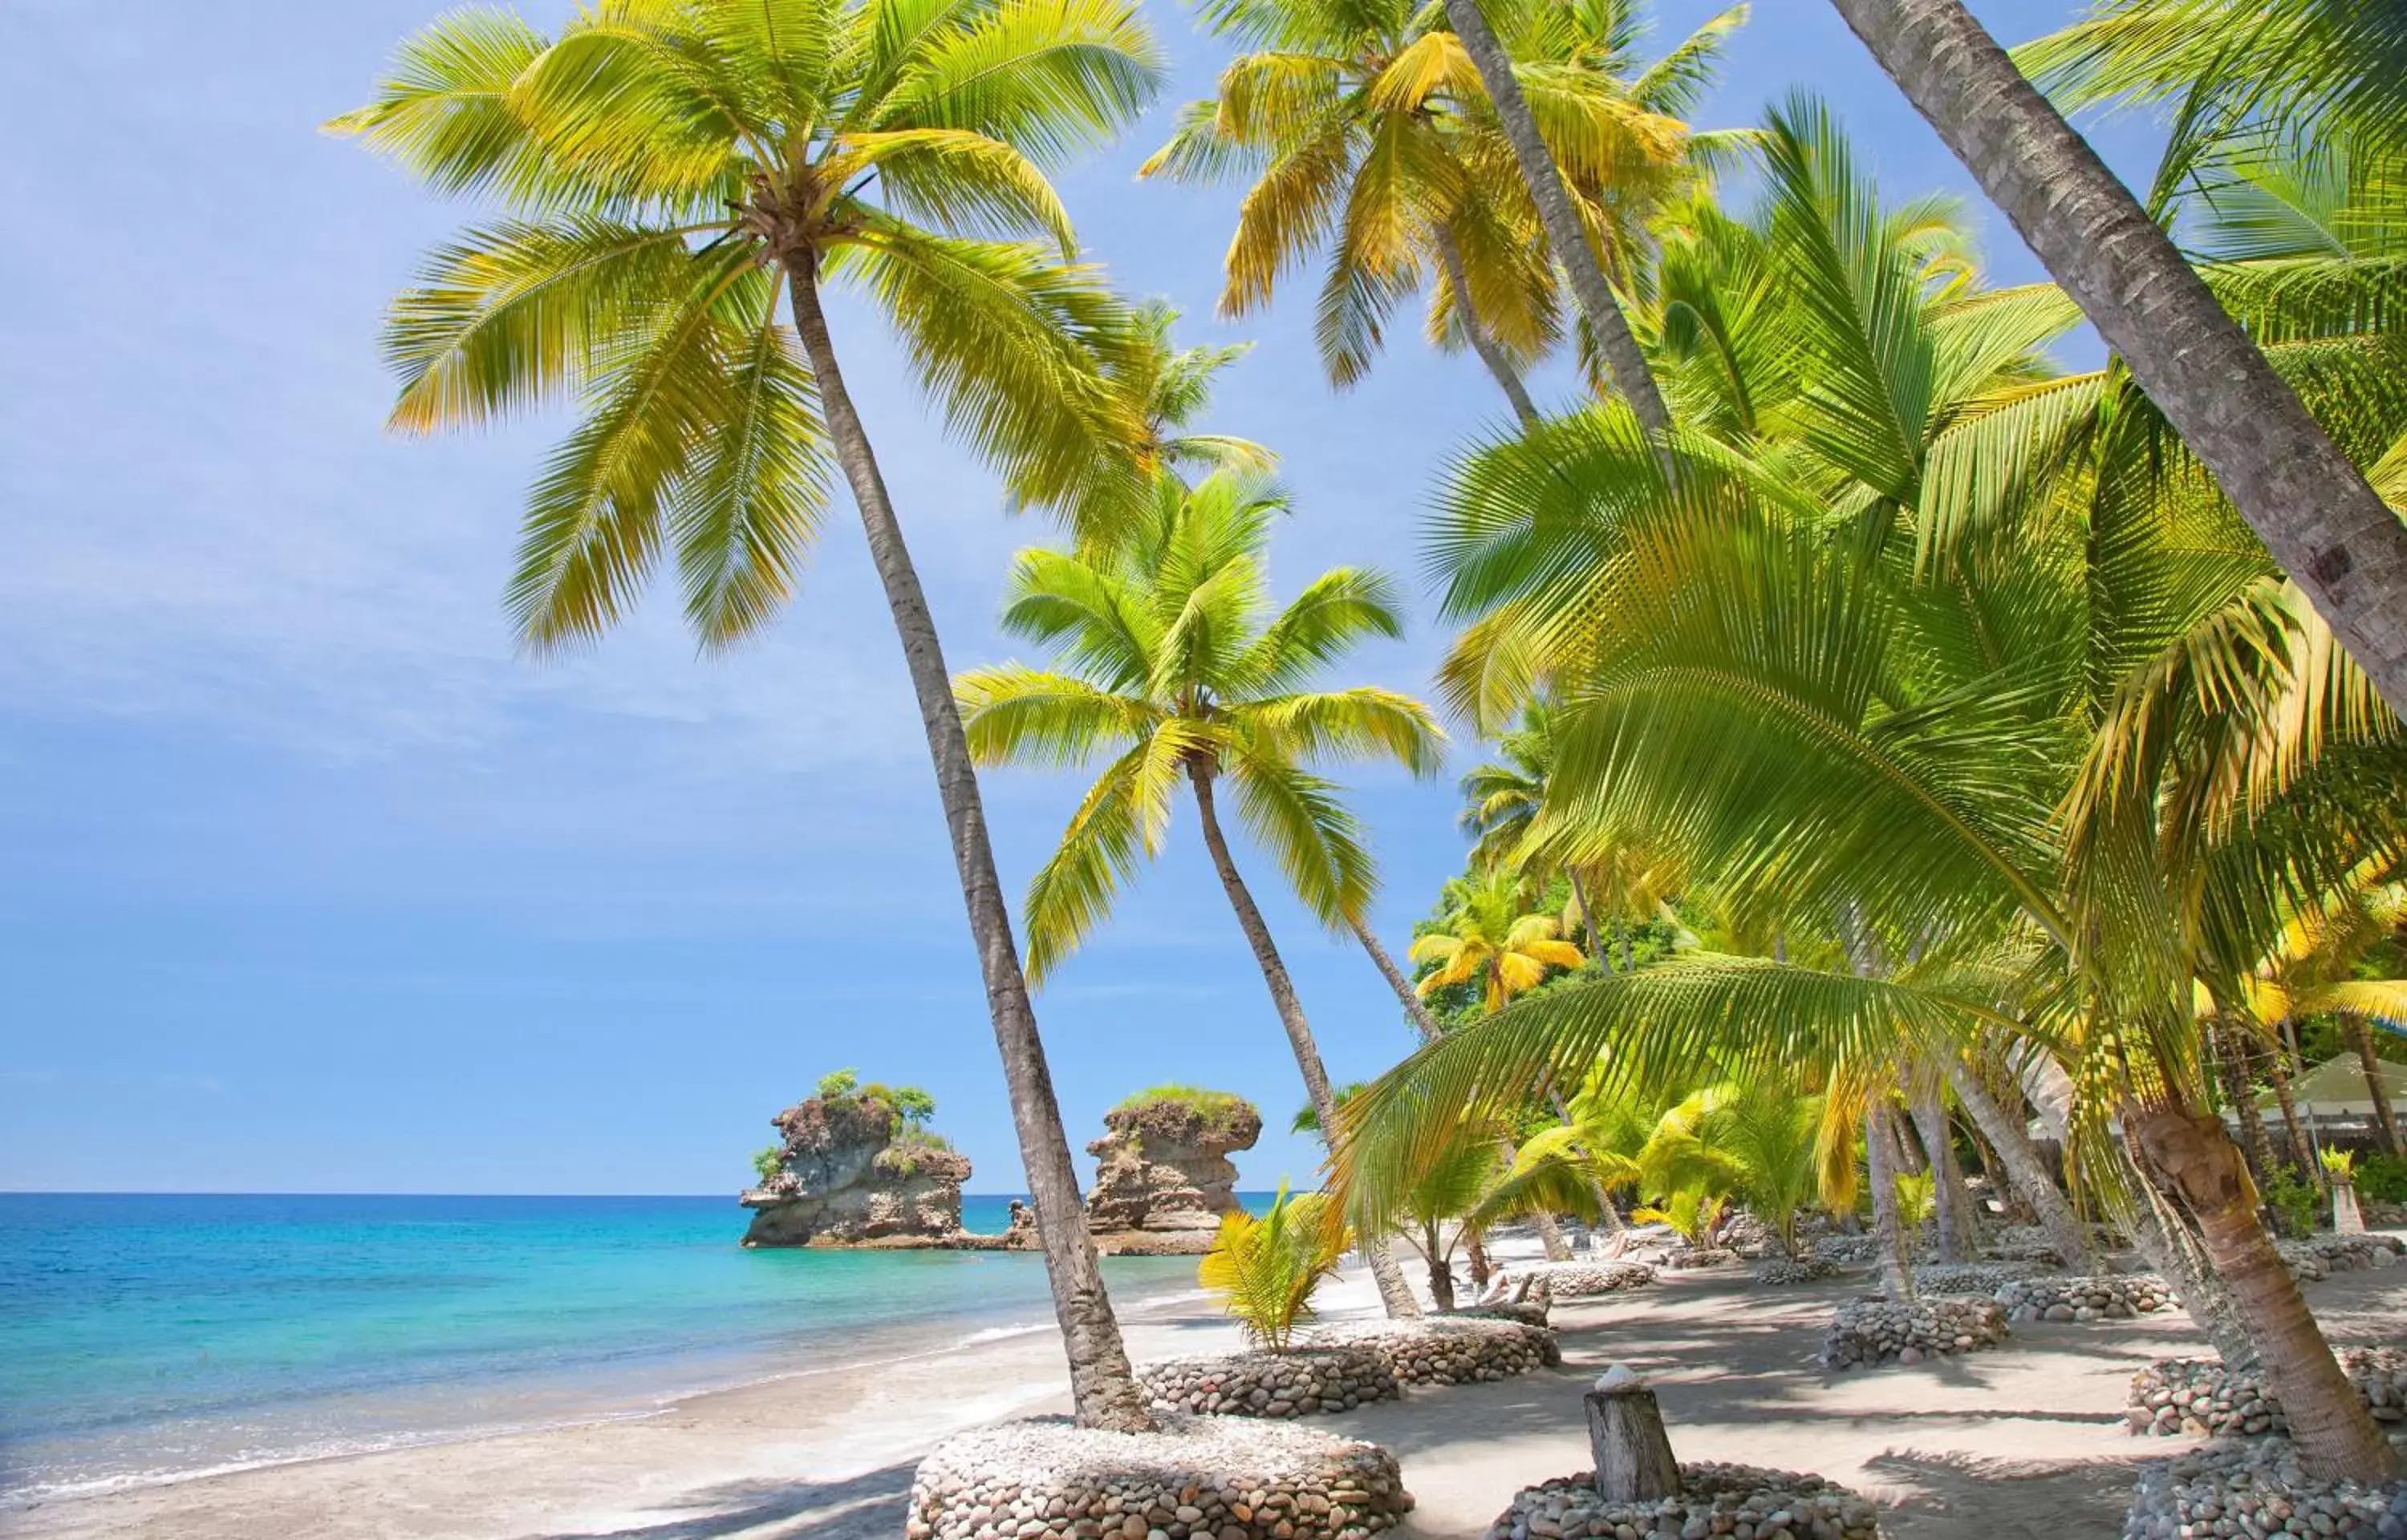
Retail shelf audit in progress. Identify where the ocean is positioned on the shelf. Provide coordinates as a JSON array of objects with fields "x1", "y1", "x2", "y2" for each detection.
[{"x1": 0, "y1": 1192, "x2": 1245, "y2": 1506}]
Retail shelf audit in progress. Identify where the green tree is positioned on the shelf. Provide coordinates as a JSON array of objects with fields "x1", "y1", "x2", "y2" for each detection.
[
  {"x1": 956, "y1": 468, "x2": 1442, "y2": 1315},
  {"x1": 1145, "y1": 0, "x2": 1737, "y2": 425},
  {"x1": 334, "y1": 0, "x2": 1166, "y2": 1431},
  {"x1": 1825, "y1": 0, "x2": 2407, "y2": 732},
  {"x1": 1378, "y1": 93, "x2": 2407, "y2": 1474},
  {"x1": 1411, "y1": 869, "x2": 1589, "y2": 1015}
]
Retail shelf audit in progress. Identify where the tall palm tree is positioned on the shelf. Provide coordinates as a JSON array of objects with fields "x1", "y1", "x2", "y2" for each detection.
[
  {"x1": 1821, "y1": 0, "x2": 2407, "y2": 719},
  {"x1": 1436, "y1": 0, "x2": 1721, "y2": 436},
  {"x1": 955, "y1": 469, "x2": 1443, "y2": 1315},
  {"x1": 334, "y1": 0, "x2": 1165, "y2": 1430},
  {"x1": 1411, "y1": 869, "x2": 1589, "y2": 1015}
]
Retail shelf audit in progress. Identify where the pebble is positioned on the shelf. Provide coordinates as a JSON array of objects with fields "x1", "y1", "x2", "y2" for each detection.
[
  {"x1": 909, "y1": 1416, "x2": 1413, "y2": 1540},
  {"x1": 1487, "y1": 1462, "x2": 1879, "y2": 1540},
  {"x1": 1820, "y1": 1298, "x2": 2008, "y2": 1370},
  {"x1": 2126, "y1": 1349, "x2": 2407, "y2": 1438},
  {"x1": 2123, "y1": 1433, "x2": 2407, "y2": 1538}
]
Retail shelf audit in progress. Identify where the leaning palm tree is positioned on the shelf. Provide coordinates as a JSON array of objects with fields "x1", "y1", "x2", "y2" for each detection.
[
  {"x1": 1147, "y1": 0, "x2": 1735, "y2": 428},
  {"x1": 955, "y1": 468, "x2": 1443, "y2": 1315},
  {"x1": 1822, "y1": 0, "x2": 2407, "y2": 719},
  {"x1": 333, "y1": 0, "x2": 1165, "y2": 1430},
  {"x1": 1411, "y1": 869, "x2": 1589, "y2": 1015}
]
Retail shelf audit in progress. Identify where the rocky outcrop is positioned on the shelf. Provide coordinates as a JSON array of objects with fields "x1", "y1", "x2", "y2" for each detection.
[
  {"x1": 741, "y1": 1089, "x2": 970, "y2": 1247},
  {"x1": 1085, "y1": 1089, "x2": 1262, "y2": 1254}
]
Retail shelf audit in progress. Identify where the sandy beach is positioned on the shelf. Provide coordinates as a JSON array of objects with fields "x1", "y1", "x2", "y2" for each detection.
[{"x1": 14, "y1": 1245, "x2": 2404, "y2": 1540}]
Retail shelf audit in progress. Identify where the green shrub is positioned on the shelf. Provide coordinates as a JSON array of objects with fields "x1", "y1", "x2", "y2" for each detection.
[
  {"x1": 2263, "y1": 1169, "x2": 2320, "y2": 1238},
  {"x1": 1115, "y1": 1084, "x2": 1254, "y2": 1137},
  {"x1": 1198, "y1": 1185, "x2": 1348, "y2": 1352},
  {"x1": 2357, "y1": 1153, "x2": 2407, "y2": 1203},
  {"x1": 2323, "y1": 1148, "x2": 2358, "y2": 1182},
  {"x1": 817, "y1": 1068, "x2": 861, "y2": 1100},
  {"x1": 1892, "y1": 1170, "x2": 1936, "y2": 1233},
  {"x1": 1633, "y1": 1188, "x2": 1728, "y2": 1248},
  {"x1": 751, "y1": 1146, "x2": 785, "y2": 1183}
]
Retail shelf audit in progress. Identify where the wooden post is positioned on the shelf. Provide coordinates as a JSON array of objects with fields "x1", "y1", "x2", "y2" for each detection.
[
  {"x1": 2335, "y1": 1181, "x2": 2367, "y2": 1235},
  {"x1": 1585, "y1": 1368, "x2": 1681, "y2": 1502}
]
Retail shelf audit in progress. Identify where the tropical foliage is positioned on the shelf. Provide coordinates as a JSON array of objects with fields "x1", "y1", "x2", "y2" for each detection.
[{"x1": 1199, "y1": 1185, "x2": 1351, "y2": 1350}]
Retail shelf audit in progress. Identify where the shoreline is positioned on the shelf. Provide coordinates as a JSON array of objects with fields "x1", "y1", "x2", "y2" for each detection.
[
  {"x1": 16, "y1": 1249, "x2": 2406, "y2": 1539},
  {"x1": 0, "y1": 1270, "x2": 1224, "y2": 1520}
]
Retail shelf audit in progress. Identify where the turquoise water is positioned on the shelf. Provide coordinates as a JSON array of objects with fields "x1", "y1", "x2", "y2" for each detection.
[{"x1": 0, "y1": 1193, "x2": 1235, "y2": 1505}]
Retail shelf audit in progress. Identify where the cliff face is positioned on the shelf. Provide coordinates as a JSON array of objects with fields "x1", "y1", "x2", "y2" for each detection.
[
  {"x1": 741, "y1": 1092, "x2": 971, "y2": 1247},
  {"x1": 1085, "y1": 1092, "x2": 1261, "y2": 1252}
]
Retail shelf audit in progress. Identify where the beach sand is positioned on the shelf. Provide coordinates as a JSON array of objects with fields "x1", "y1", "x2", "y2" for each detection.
[{"x1": 13, "y1": 1250, "x2": 2405, "y2": 1540}]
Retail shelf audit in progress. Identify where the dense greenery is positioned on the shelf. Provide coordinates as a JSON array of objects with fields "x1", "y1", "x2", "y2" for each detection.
[{"x1": 345, "y1": 0, "x2": 2407, "y2": 1467}]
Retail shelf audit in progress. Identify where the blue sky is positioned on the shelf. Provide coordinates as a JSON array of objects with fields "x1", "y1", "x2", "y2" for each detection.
[{"x1": 0, "y1": 0, "x2": 2161, "y2": 1198}]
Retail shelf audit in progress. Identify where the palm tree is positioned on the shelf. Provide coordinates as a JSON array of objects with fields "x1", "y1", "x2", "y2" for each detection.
[
  {"x1": 1821, "y1": 0, "x2": 2407, "y2": 719},
  {"x1": 1437, "y1": 0, "x2": 1674, "y2": 434},
  {"x1": 1394, "y1": 96, "x2": 2407, "y2": 1477},
  {"x1": 1411, "y1": 869, "x2": 1589, "y2": 1015},
  {"x1": 955, "y1": 469, "x2": 1442, "y2": 1315},
  {"x1": 334, "y1": 0, "x2": 1166, "y2": 1431},
  {"x1": 2236, "y1": 869, "x2": 2407, "y2": 1156}
]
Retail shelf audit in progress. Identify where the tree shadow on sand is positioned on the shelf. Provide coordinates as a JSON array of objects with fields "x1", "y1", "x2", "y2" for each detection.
[
  {"x1": 1857, "y1": 1445, "x2": 2144, "y2": 1539},
  {"x1": 518, "y1": 1462, "x2": 916, "y2": 1540}
]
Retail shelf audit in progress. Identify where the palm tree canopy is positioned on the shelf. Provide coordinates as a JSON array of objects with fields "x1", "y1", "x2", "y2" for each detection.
[
  {"x1": 1142, "y1": 0, "x2": 1740, "y2": 387},
  {"x1": 956, "y1": 469, "x2": 1443, "y2": 980},
  {"x1": 331, "y1": 0, "x2": 1167, "y2": 648},
  {"x1": 1410, "y1": 868, "x2": 1588, "y2": 1012}
]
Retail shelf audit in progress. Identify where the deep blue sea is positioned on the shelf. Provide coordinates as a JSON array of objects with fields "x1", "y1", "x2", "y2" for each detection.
[{"x1": 0, "y1": 1193, "x2": 1244, "y2": 1506}]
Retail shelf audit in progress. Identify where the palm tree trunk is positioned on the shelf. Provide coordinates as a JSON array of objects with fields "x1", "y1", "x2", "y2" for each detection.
[
  {"x1": 1350, "y1": 915, "x2": 1445, "y2": 1044},
  {"x1": 1433, "y1": 221, "x2": 1541, "y2": 428},
  {"x1": 2121, "y1": 1151, "x2": 2261, "y2": 1372},
  {"x1": 1907, "y1": 1068, "x2": 1977, "y2": 1262},
  {"x1": 785, "y1": 264, "x2": 1152, "y2": 1433},
  {"x1": 2134, "y1": 1105, "x2": 2404, "y2": 1482},
  {"x1": 2215, "y1": 1021, "x2": 2280, "y2": 1183},
  {"x1": 1865, "y1": 1093, "x2": 1918, "y2": 1301},
  {"x1": 2268, "y1": 1036, "x2": 2325, "y2": 1189},
  {"x1": 1825, "y1": 0, "x2": 2407, "y2": 718},
  {"x1": 1567, "y1": 870, "x2": 1598, "y2": 958},
  {"x1": 2349, "y1": 1018, "x2": 2405, "y2": 1155},
  {"x1": 1187, "y1": 762, "x2": 1423, "y2": 1319},
  {"x1": 1942, "y1": 1058, "x2": 2088, "y2": 1268},
  {"x1": 1438, "y1": 0, "x2": 1672, "y2": 439},
  {"x1": 1422, "y1": 1225, "x2": 1458, "y2": 1311}
]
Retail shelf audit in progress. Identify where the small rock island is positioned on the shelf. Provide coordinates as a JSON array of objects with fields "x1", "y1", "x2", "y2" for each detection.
[
  {"x1": 741, "y1": 1072, "x2": 970, "y2": 1247},
  {"x1": 741, "y1": 1075, "x2": 1259, "y2": 1254},
  {"x1": 1084, "y1": 1085, "x2": 1263, "y2": 1255}
]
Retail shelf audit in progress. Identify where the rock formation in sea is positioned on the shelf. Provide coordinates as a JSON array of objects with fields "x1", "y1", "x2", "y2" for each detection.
[
  {"x1": 741, "y1": 1082, "x2": 971, "y2": 1247},
  {"x1": 1083, "y1": 1088, "x2": 1262, "y2": 1255}
]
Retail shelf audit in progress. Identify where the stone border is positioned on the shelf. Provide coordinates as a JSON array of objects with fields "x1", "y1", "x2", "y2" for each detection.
[
  {"x1": 1754, "y1": 1257, "x2": 1845, "y2": 1287},
  {"x1": 1821, "y1": 1297, "x2": 2009, "y2": 1370},
  {"x1": 1137, "y1": 1346, "x2": 1399, "y2": 1420},
  {"x1": 1525, "y1": 1261, "x2": 1658, "y2": 1299},
  {"x1": 2124, "y1": 1435, "x2": 2407, "y2": 1539},
  {"x1": 1447, "y1": 1301, "x2": 1552, "y2": 1329},
  {"x1": 2281, "y1": 1234, "x2": 2405, "y2": 1285},
  {"x1": 1660, "y1": 1247, "x2": 1741, "y2": 1271},
  {"x1": 1487, "y1": 1462, "x2": 1881, "y2": 1540},
  {"x1": 2127, "y1": 1349, "x2": 2407, "y2": 1438},
  {"x1": 1312, "y1": 1318, "x2": 1561, "y2": 1388},
  {"x1": 1913, "y1": 1262, "x2": 2048, "y2": 1297},
  {"x1": 908, "y1": 1415, "x2": 1412, "y2": 1540},
  {"x1": 1996, "y1": 1274, "x2": 2176, "y2": 1323}
]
